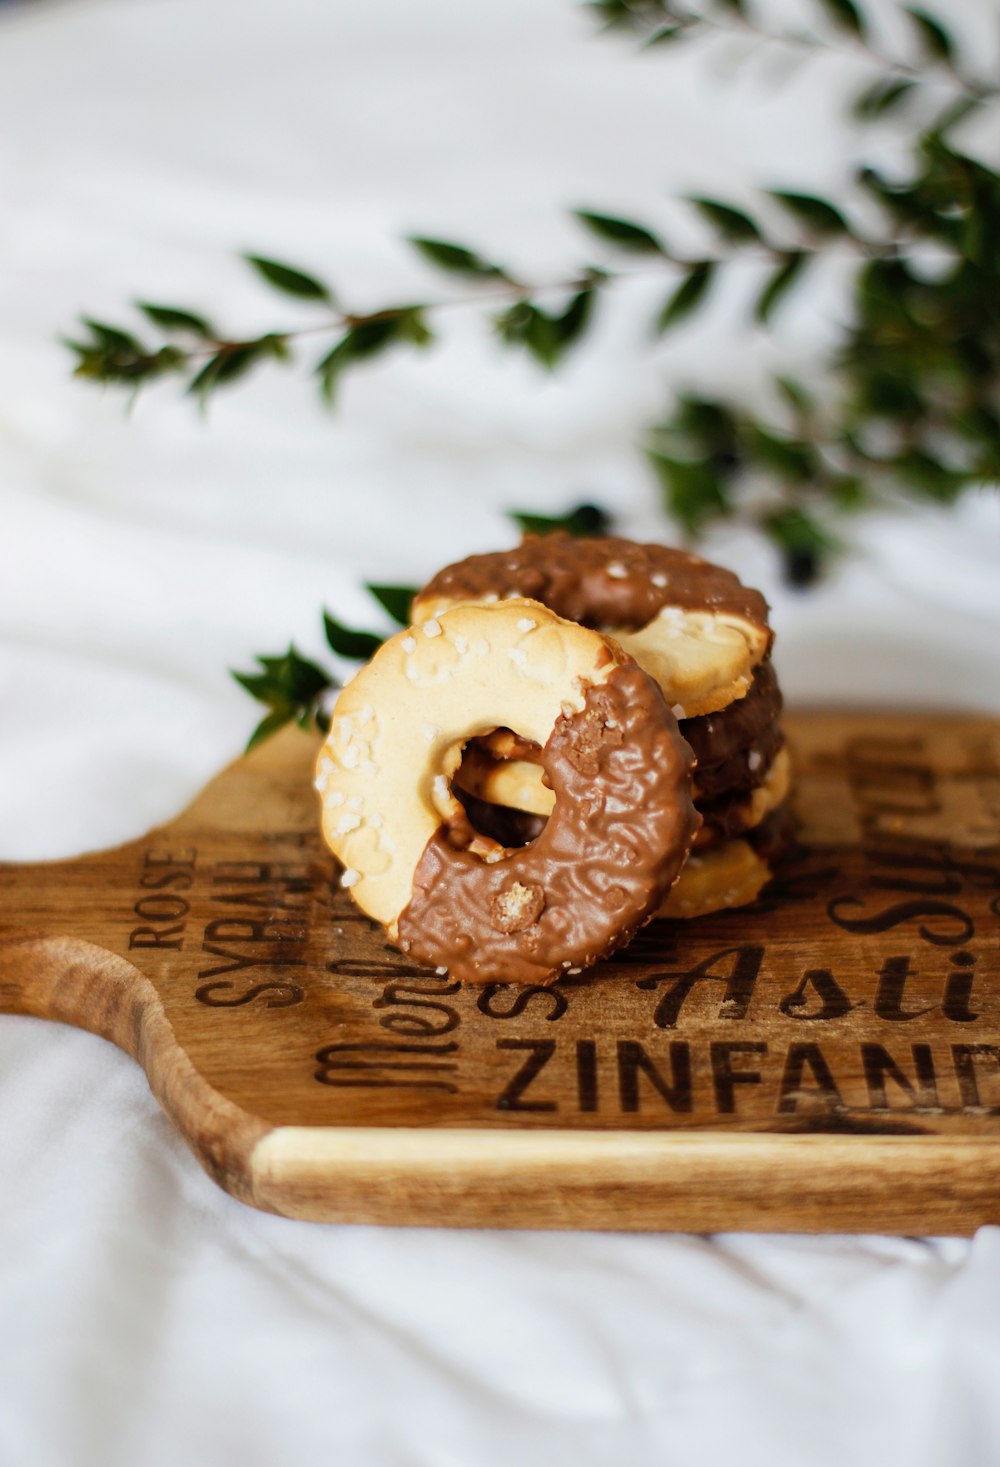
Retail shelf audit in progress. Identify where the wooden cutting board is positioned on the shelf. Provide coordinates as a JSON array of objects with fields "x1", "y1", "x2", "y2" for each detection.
[{"x1": 1, "y1": 711, "x2": 998, "y2": 1233}]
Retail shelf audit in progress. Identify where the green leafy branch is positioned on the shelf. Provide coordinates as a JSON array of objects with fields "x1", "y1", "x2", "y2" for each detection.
[
  {"x1": 589, "y1": 0, "x2": 997, "y2": 105},
  {"x1": 65, "y1": 256, "x2": 437, "y2": 409},
  {"x1": 65, "y1": 0, "x2": 1000, "y2": 586},
  {"x1": 62, "y1": 186, "x2": 963, "y2": 411}
]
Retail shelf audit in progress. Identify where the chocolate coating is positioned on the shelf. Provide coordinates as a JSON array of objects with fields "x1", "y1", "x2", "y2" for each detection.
[
  {"x1": 697, "y1": 753, "x2": 785, "y2": 841},
  {"x1": 418, "y1": 533, "x2": 771, "y2": 640},
  {"x1": 396, "y1": 664, "x2": 699, "y2": 985},
  {"x1": 694, "y1": 720, "x2": 785, "y2": 803},
  {"x1": 682, "y1": 659, "x2": 782, "y2": 769}
]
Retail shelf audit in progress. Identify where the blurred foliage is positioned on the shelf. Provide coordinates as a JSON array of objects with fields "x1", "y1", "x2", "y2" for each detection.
[{"x1": 66, "y1": 0, "x2": 999, "y2": 601}]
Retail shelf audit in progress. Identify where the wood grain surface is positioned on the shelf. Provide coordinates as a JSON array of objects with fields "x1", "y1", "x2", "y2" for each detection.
[{"x1": 1, "y1": 711, "x2": 999, "y2": 1232}]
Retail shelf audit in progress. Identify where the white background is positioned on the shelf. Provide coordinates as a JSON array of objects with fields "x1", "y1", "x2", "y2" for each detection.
[{"x1": 1, "y1": 0, "x2": 999, "y2": 1463}]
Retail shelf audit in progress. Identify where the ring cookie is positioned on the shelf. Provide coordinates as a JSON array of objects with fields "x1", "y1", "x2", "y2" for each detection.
[
  {"x1": 657, "y1": 838, "x2": 773, "y2": 919},
  {"x1": 413, "y1": 534, "x2": 773, "y2": 718},
  {"x1": 315, "y1": 599, "x2": 700, "y2": 984},
  {"x1": 660, "y1": 802, "x2": 800, "y2": 918}
]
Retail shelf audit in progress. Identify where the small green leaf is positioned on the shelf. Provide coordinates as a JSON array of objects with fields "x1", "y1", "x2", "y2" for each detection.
[
  {"x1": 137, "y1": 303, "x2": 214, "y2": 336},
  {"x1": 81, "y1": 319, "x2": 143, "y2": 353},
  {"x1": 671, "y1": 394, "x2": 739, "y2": 449},
  {"x1": 365, "y1": 583, "x2": 417, "y2": 627},
  {"x1": 762, "y1": 507, "x2": 839, "y2": 587},
  {"x1": 829, "y1": 474, "x2": 868, "y2": 511},
  {"x1": 65, "y1": 337, "x2": 149, "y2": 384},
  {"x1": 642, "y1": 23, "x2": 687, "y2": 47},
  {"x1": 550, "y1": 287, "x2": 596, "y2": 355},
  {"x1": 853, "y1": 365, "x2": 924, "y2": 420},
  {"x1": 852, "y1": 76, "x2": 917, "y2": 120},
  {"x1": 755, "y1": 252, "x2": 808, "y2": 324},
  {"x1": 508, "y1": 503, "x2": 612, "y2": 538},
  {"x1": 323, "y1": 612, "x2": 384, "y2": 661},
  {"x1": 395, "y1": 306, "x2": 434, "y2": 346},
  {"x1": 245, "y1": 709, "x2": 296, "y2": 752},
  {"x1": 583, "y1": 0, "x2": 630, "y2": 28},
  {"x1": 187, "y1": 345, "x2": 260, "y2": 400},
  {"x1": 748, "y1": 425, "x2": 817, "y2": 480},
  {"x1": 237, "y1": 645, "x2": 332, "y2": 707},
  {"x1": 773, "y1": 375, "x2": 815, "y2": 418},
  {"x1": 493, "y1": 302, "x2": 557, "y2": 369},
  {"x1": 314, "y1": 336, "x2": 354, "y2": 406},
  {"x1": 655, "y1": 262, "x2": 715, "y2": 333},
  {"x1": 523, "y1": 310, "x2": 561, "y2": 370},
  {"x1": 345, "y1": 317, "x2": 403, "y2": 359},
  {"x1": 244, "y1": 254, "x2": 332, "y2": 302},
  {"x1": 689, "y1": 197, "x2": 762, "y2": 242},
  {"x1": 816, "y1": 0, "x2": 866, "y2": 39},
  {"x1": 574, "y1": 210, "x2": 664, "y2": 254},
  {"x1": 647, "y1": 452, "x2": 730, "y2": 533},
  {"x1": 769, "y1": 191, "x2": 849, "y2": 235},
  {"x1": 491, "y1": 274, "x2": 600, "y2": 370},
  {"x1": 224, "y1": 344, "x2": 262, "y2": 378},
  {"x1": 258, "y1": 332, "x2": 291, "y2": 361},
  {"x1": 313, "y1": 312, "x2": 432, "y2": 405},
  {"x1": 407, "y1": 236, "x2": 508, "y2": 280},
  {"x1": 894, "y1": 448, "x2": 966, "y2": 502},
  {"x1": 231, "y1": 668, "x2": 284, "y2": 703},
  {"x1": 232, "y1": 643, "x2": 334, "y2": 750},
  {"x1": 905, "y1": 7, "x2": 955, "y2": 63}
]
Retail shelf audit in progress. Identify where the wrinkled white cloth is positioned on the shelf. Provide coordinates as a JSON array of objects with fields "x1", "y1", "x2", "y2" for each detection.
[{"x1": 1, "y1": 1, "x2": 999, "y2": 1463}]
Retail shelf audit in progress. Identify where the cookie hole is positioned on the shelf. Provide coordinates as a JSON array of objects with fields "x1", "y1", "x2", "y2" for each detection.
[
  {"x1": 447, "y1": 731, "x2": 549, "y2": 853},
  {"x1": 452, "y1": 786, "x2": 547, "y2": 851}
]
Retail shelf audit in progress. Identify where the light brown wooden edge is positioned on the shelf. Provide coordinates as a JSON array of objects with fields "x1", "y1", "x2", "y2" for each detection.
[{"x1": 250, "y1": 1125, "x2": 1000, "y2": 1234}]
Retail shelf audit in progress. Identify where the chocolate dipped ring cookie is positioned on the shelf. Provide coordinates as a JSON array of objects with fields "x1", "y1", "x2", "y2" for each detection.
[
  {"x1": 315, "y1": 599, "x2": 700, "y2": 984},
  {"x1": 413, "y1": 533, "x2": 773, "y2": 718}
]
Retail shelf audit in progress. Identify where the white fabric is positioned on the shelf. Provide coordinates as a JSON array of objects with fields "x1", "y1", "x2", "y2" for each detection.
[{"x1": 1, "y1": 0, "x2": 999, "y2": 1462}]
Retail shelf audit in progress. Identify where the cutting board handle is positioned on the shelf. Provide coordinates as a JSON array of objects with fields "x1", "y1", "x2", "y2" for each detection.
[
  {"x1": 0, "y1": 930, "x2": 272, "y2": 1205},
  {"x1": 0, "y1": 930, "x2": 147, "y2": 1046}
]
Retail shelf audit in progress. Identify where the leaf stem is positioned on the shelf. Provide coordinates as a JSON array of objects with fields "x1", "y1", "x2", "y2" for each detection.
[{"x1": 151, "y1": 232, "x2": 935, "y2": 366}]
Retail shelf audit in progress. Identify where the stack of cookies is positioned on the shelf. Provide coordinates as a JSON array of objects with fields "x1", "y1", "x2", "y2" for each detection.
[{"x1": 316, "y1": 534, "x2": 791, "y2": 984}]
